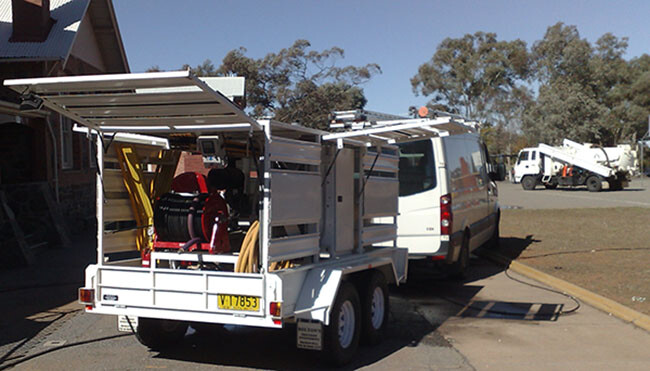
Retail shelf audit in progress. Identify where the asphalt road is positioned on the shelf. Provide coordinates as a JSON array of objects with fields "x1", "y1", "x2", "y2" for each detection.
[
  {"x1": 3, "y1": 256, "x2": 650, "y2": 370},
  {"x1": 498, "y1": 177, "x2": 650, "y2": 209},
  {"x1": 2, "y1": 180, "x2": 650, "y2": 370}
]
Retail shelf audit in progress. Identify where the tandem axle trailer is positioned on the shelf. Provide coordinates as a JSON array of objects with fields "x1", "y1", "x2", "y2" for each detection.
[{"x1": 5, "y1": 70, "x2": 474, "y2": 365}]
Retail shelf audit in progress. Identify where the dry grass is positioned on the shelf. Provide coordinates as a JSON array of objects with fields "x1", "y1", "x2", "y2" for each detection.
[{"x1": 496, "y1": 208, "x2": 650, "y2": 315}]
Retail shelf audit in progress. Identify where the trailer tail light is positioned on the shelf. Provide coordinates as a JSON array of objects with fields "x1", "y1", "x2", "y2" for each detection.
[
  {"x1": 270, "y1": 301, "x2": 282, "y2": 325},
  {"x1": 79, "y1": 288, "x2": 95, "y2": 309},
  {"x1": 440, "y1": 194, "x2": 452, "y2": 235},
  {"x1": 270, "y1": 302, "x2": 282, "y2": 317}
]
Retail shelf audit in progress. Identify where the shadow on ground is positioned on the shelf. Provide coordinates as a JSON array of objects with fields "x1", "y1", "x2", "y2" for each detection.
[
  {"x1": 153, "y1": 248, "x2": 558, "y2": 369},
  {"x1": 0, "y1": 232, "x2": 94, "y2": 364}
]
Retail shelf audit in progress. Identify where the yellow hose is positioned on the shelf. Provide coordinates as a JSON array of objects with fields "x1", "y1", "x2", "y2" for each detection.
[
  {"x1": 234, "y1": 220, "x2": 293, "y2": 273},
  {"x1": 235, "y1": 221, "x2": 259, "y2": 273}
]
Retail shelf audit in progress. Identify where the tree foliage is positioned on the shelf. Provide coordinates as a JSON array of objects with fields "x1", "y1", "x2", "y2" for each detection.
[
  {"x1": 411, "y1": 32, "x2": 531, "y2": 154},
  {"x1": 411, "y1": 32, "x2": 530, "y2": 122},
  {"x1": 179, "y1": 40, "x2": 380, "y2": 129},
  {"x1": 523, "y1": 23, "x2": 649, "y2": 146},
  {"x1": 412, "y1": 24, "x2": 649, "y2": 151}
]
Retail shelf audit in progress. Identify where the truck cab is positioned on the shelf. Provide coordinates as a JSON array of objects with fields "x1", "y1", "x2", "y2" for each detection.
[{"x1": 513, "y1": 147, "x2": 540, "y2": 183}]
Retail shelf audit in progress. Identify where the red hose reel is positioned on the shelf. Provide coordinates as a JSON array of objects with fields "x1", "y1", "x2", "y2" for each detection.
[{"x1": 152, "y1": 172, "x2": 230, "y2": 254}]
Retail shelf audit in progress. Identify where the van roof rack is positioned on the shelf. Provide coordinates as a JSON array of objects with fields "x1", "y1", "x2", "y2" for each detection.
[{"x1": 329, "y1": 109, "x2": 480, "y2": 132}]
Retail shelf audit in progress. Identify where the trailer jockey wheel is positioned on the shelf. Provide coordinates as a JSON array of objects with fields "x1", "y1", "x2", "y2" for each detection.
[
  {"x1": 360, "y1": 271, "x2": 389, "y2": 345},
  {"x1": 136, "y1": 317, "x2": 188, "y2": 350},
  {"x1": 324, "y1": 282, "x2": 361, "y2": 366},
  {"x1": 586, "y1": 175, "x2": 602, "y2": 192}
]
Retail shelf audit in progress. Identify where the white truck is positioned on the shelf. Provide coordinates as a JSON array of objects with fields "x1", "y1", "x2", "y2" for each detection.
[
  {"x1": 514, "y1": 139, "x2": 637, "y2": 192},
  {"x1": 5, "y1": 70, "x2": 475, "y2": 365}
]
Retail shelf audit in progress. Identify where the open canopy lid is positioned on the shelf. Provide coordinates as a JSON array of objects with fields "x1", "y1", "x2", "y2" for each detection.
[
  {"x1": 4, "y1": 70, "x2": 261, "y2": 134},
  {"x1": 322, "y1": 116, "x2": 477, "y2": 147}
]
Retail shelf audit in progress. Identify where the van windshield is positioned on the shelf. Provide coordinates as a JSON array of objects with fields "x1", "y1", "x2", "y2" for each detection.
[{"x1": 397, "y1": 140, "x2": 436, "y2": 196}]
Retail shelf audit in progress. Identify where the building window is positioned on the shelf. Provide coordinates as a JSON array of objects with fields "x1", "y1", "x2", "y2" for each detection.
[{"x1": 60, "y1": 116, "x2": 74, "y2": 169}]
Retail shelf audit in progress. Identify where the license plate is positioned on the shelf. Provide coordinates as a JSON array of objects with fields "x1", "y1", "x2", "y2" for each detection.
[{"x1": 217, "y1": 294, "x2": 260, "y2": 311}]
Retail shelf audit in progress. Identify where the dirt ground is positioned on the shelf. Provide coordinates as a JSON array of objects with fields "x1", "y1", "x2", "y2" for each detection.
[{"x1": 493, "y1": 207, "x2": 650, "y2": 316}]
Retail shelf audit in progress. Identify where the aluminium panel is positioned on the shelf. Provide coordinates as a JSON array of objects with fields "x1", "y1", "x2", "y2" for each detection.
[
  {"x1": 363, "y1": 177, "x2": 399, "y2": 218},
  {"x1": 4, "y1": 70, "x2": 260, "y2": 133},
  {"x1": 268, "y1": 234, "x2": 320, "y2": 262},
  {"x1": 268, "y1": 137, "x2": 321, "y2": 165},
  {"x1": 45, "y1": 91, "x2": 214, "y2": 107},
  {"x1": 69, "y1": 103, "x2": 233, "y2": 117},
  {"x1": 103, "y1": 230, "x2": 138, "y2": 253},
  {"x1": 361, "y1": 224, "x2": 397, "y2": 246},
  {"x1": 270, "y1": 170, "x2": 321, "y2": 226}
]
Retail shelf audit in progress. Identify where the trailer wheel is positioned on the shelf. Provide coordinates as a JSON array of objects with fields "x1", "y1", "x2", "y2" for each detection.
[
  {"x1": 521, "y1": 176, "x2": 537, "y2": 190},
  {"x1": 586, "y1": 176, "x2": 602, "y2": 192},
  {"x1": 360, "y1": 271, "x2": 389, "y2": 345},
  {"x1": 136, "y1": 318, "x2": 188, "y2": 350},
  {"x1": 324, "y1": 281, "x2": 361, "y2": 366}
]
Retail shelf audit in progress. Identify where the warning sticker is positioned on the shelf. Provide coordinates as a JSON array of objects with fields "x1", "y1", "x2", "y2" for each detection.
[
  {"x1": 118, "y1": 315, "x2": 138, "y2": 332},
  {"x1": 297, "y1": 320, "x2": 322, "y2": 350}
]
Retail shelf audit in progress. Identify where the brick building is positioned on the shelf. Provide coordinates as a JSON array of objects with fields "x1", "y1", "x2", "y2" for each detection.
[
  {"x1": 0, "y1": 0, "x2": 129, "y2": 227},
  {"x1": 0, "y1": 0, "x2": 128, "y2": 235}
]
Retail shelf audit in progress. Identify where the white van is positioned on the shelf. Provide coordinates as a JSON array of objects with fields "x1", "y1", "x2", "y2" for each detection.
[{"x1": 395, "y1": 133, "x2": 500, "y2": 275}]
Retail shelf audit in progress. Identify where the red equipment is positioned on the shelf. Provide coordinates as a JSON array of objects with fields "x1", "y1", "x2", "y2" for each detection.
[{"x1": 152, "y1": 172, "x2": 230, "y2": 254}]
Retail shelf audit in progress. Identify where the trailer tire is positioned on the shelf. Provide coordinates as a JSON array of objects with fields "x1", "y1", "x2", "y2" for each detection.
[
  {"x1": 521, "y1": 176, "x2": 537, "y2": 190},
  {"x1": 586, "y1": 176, "x2": 602, "y2": 192},
  {"x1": 136, "y1": 318, "x2": 188, "y2": 350},
  {"x1": 324, "y1": 281, "x2": 361, "y2": 366},
  {"x1": 360, "y1": 271, "x2": 389, "y2": 345}
]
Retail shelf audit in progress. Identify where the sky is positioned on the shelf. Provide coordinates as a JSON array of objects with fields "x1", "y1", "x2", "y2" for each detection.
[{"x1": 112, "y1": 0, "x2": 650, "y2": 116}]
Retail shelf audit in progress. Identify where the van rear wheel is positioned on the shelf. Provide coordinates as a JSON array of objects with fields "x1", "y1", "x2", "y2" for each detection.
[{"x1": 448, "y1": 234, "x2": 469, "y2": 279}]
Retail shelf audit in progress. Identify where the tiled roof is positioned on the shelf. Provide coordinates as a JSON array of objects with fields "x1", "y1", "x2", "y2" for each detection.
[{"x1": 0, "y1": 0, "x2": 90, "y2": 61}]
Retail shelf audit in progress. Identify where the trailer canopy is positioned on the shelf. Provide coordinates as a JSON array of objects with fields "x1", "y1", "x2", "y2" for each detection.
[
  {"x1": 321, "y1": 116, "x2": 476, "y2": 147},
  {"x1": 4, "y1": 70, "x2": 261, "y2": 134}
]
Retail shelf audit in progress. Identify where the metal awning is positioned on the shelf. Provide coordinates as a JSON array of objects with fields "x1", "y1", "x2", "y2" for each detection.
[
  {"x1": 321, "y1": 117, "x2": 476, "y2": 147},
  {"x1": 3, "y1": 70, "x2": 260, "y2": 133}
]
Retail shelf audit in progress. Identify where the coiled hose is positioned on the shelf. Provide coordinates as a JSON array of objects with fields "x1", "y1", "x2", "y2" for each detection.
[
  {"x1": 234, "y1": 220, "x2": 293, "y2": 273},
  {"x1": 235, "y1": 221, "x2": 259, "y2": 273}
]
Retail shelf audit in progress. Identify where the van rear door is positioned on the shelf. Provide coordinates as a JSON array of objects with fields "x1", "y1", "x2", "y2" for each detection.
[{"x1": 394, "y1": 139, "x2": 440, "y2": 254}]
